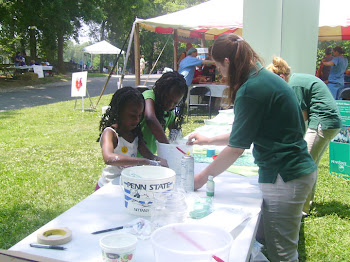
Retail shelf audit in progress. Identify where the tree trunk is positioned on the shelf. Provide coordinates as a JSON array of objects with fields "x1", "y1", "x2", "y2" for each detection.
[
  {"x1": 57, "y1": 34, "x2": 65, "y2": 74},
  {"x1": 29, "y1": 29, "x2": 37, "y2": 61}
]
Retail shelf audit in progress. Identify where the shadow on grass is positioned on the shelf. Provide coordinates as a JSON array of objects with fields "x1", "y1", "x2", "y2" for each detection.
[
  {"x1": 0, "y1": 110, "x2": 19, "y2": 119},
  {"x1": 298, "y1": 201, "x2": 350, "y2": 262},
  {"x1": 312, "y1": 201, "x2": 350, "y2": 219},
  {"x1": 0, "y1": 203, "x2": 62, "y2": 249}
]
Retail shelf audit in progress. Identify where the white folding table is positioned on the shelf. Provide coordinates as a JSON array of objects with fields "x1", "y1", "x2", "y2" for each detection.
[{"x1": 10, "y1": 163, "x2": 262, "y2": 262}]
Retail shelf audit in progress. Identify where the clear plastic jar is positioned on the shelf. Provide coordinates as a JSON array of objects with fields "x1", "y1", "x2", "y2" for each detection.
[{"x1": 151, "y1": 191, "x2": 188, "y2": 230}]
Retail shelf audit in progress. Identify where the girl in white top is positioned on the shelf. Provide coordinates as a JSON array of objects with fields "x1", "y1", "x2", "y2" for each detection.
[{"x1": 96, "y1": 86, "x2": 168, "y2": 190}]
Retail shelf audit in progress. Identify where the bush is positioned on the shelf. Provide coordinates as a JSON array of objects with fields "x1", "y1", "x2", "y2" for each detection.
[{"x1": 16, "y1": 72, "x2": 39, "y2": 81}]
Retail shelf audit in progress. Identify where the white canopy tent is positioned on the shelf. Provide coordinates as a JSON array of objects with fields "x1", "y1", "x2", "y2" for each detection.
[
  {"x1": 83, "y1": 40, "x2": 125, "y2": 55},
  {"x1": 130, "y1": 0, "x2": 350, "y2": 84},
  {"x1": 82, "y1": 40, "x2": 125, "y2": 72},
  {"x1": 136, "y1": 0, "x2": 350, "y2": 42}
]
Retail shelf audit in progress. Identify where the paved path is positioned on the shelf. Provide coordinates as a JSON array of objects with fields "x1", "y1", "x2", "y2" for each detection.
[{"x1": 0, "y1": 75, "x2": 160, "y2": 112}]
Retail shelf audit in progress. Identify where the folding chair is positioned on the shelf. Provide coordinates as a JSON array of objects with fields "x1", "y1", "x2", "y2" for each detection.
[
  {"x1": 338, "y1": 87, "x2": 350, "y2": 100},
  {"x1": 187, "y1": 85, "x2": 212, "y2": 120}
]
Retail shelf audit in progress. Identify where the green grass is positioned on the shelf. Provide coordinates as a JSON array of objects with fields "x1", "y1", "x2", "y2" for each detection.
[{"x1": 0, "y1": 97, "x2": 350, "y2": 261}]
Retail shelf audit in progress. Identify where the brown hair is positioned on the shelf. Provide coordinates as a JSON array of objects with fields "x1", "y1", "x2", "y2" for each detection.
[
  {"x1": 333, "y1": 46, "x2": 345, "y2": 54},
  {"x1": 211, "y1": 33, "x2": 262, "y2": 105},
  {"x1": 266, "y1": 57, "x2": 291, "y2": 77}
]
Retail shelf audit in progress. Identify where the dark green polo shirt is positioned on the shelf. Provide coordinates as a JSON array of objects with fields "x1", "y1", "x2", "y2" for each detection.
[
  {"x1": 289, "y1": 73, "x2": 342, "y2": 130},
  {"x1": 228, "y1": 63, "x2": 316, "y2": 183}
]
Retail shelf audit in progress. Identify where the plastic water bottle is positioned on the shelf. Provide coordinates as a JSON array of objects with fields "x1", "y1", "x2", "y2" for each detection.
[{"x1": 206, "y1": 176, "x2": 215, "y2": 197}]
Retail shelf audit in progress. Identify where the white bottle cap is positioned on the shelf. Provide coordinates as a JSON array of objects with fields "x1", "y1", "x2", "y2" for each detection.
[{"x1": 208, "y1": 176, "x2": 214, "y2": 180}]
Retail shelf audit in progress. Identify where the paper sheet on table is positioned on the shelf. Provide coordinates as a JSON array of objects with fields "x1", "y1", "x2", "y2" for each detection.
[{"x1": 192, "y1": 207, "x2": 258, "y2": 234}]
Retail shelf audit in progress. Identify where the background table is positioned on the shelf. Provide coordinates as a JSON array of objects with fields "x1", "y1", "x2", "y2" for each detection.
[
  {"x1": 192, "y1": 83, "x2": 228, "y2": 98},
  {"x1": 10, "y1": 163, "x2": 262, "y2": 262}
]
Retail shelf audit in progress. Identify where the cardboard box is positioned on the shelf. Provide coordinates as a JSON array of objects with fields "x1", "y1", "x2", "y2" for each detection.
[{"x1": 0, "y1": 250, "x2": 65, "y2": 262}]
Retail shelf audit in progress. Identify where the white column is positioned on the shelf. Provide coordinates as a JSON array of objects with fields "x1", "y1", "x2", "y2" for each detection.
[{"x1": 243, "y1": 0, "x2": 320, "y2": 75}]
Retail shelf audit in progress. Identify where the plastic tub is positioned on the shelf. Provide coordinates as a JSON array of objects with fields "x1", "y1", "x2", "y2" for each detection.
[
  {"x1": 156, "y1": 141, "x2": 193, "y2": 174},
  {"x1": 151, "y1": 223, "x2": 233, "y2": 262},
  {"x1": 121, "y1": 166, "x2": 176, "y2": 216},
  {"x1": 100, "y1": 232, "x2": 137, "y2": 262}
]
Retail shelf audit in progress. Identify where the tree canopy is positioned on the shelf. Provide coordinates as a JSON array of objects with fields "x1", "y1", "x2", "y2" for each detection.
[{"x1": 0, "y1": 0, "x2": 206, "y2": 73}]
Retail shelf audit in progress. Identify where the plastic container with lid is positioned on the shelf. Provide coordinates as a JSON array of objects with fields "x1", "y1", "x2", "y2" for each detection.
[{"x1": 100, "y1": 232, "x2": 138, "y2": 262}]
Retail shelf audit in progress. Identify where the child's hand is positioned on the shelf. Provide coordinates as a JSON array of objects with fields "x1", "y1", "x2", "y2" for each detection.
[{"x1": 158, "y1": 157, "x2": 168, "y2": 168}]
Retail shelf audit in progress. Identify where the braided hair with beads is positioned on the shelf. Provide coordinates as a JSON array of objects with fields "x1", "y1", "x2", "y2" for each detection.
[{"x1": 97, "y1": 86, "x2": 144, "y2": 142}]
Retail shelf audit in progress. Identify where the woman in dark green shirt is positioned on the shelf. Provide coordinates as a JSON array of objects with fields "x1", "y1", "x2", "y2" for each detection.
[
  {"x1": 267, "y1": 57, "x2": 342, "y2": 215},
  {"x1": 187, "y1": 34, "x2": 316, "y2": 262}
]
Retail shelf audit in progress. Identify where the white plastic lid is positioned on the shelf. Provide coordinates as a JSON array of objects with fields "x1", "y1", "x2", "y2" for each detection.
[{"x1": 208, "y1": 176, "x2": 214, "y2": 180}]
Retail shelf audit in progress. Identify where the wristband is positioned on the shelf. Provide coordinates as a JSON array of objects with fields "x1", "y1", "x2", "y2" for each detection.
[{"x1": 149, "y1": 160, "x2": 160, "y2": 166}]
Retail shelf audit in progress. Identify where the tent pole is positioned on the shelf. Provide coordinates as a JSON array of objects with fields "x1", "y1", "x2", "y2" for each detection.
[
  {"x1": 143, "y1": 36, "x2": 171, "y2": 86},
  {"x1": 174, "y1": 29, "x2": 178, "y2": 71},
  {"x1": 95, "y1": 27, "x2": 132, "y2": 107},
  {"x1": 119, "y1": 22, "x2": 136, "y2": 89},
  {"x1": 134, "y1": 23, "x2": 141, "y2": 86},
  {"x1": 201, "y1": 33, "x2": 206, "y2": 47}
]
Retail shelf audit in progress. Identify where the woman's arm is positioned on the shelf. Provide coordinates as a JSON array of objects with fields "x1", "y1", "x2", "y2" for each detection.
[
  {"x1": 144, "y1": 98, "x2": 169, "y2": 143},
  {"x1": 322, "y1": 60, "x2": 334, "y2": 66},
  {"x1": 187, "y1": 133, "x2": 230, "y2": 146},
  {"x1": 302, "y1": 110, "x2": 308, "y2": 122},
  {"x1": 194, "y1": 146, "x2": 244, "y2": 189},
  {"x1": 101, "y1": 129, "x2": 152, "y2": 166}
]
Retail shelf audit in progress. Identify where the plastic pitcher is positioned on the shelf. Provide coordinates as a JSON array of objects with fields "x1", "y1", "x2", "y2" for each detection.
[{"x1": 156, "y1": 141, "x2": 192, "y2": 174}]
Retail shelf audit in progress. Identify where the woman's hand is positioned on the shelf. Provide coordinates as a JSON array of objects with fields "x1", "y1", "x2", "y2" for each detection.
[
  {"x1": 187, "y1": 133, "x2": 210, "y2": 145},
  {"x1": 194, "y1": 172, "x2": 209, "y2": 190}
]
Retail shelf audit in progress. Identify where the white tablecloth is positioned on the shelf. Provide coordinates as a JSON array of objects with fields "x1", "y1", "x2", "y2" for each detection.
[
  {"x1": 193, "y1": 84, "x2": 228, "y2": 98},
  {"x1": 10, "y1": 163, "x2": 262, "y2": 262}
]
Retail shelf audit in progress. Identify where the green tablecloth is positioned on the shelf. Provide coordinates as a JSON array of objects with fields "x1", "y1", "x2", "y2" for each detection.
[{"x1": 193, "y1": 146, "x2": 258, "y2": 177}]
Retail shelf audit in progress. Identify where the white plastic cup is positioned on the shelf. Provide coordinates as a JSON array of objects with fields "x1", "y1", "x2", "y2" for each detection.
[{"x1": 100, "y1": 233, "x2": 138, "y2": 262}]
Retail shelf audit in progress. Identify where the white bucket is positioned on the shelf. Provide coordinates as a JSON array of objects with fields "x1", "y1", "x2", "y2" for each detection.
[
  {"x1": 100, "y1": 232, "x2": 137, "y2": 262},
  {"x1": 121, "y1": 166, "x2": 176, "y2": 216},
  {"x1": 151, "y1": 223, "x2": 233, "y2": 262},
  {"x1": 156, "y1": 141, "x2": 193, "y2": 174}
]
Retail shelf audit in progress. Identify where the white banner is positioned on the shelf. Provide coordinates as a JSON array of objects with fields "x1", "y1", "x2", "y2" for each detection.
[
  {"x1": 33, "y1": 65, "x2": 44, "y2": 78},
  {"x1": 71, "y1": 71, "x2": 87, "y2": 97}
]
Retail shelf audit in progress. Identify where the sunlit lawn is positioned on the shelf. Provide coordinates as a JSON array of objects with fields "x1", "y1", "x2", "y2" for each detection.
[{"x1": 0, "y1": 95, "x2": 349, "y2": 261}]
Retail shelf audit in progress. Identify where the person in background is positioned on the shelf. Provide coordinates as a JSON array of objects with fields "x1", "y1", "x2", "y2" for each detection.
[
  {"x1": 323, "y1": 46, "x2": 348, "y2": 99},
  {"x1": 267, "y1": 57, "x2": 342, "y2": 215},
  {"x1": 202, "y1": 46, "x2": 217, "y2": 82},
  {"x1": 139, "y1": 71, "x2": 188, "y2": 154},
  {"x1": 96, "y1": 87, "x2": 168, "y2": 190},
  {"x1": 187, "y1": 33, "x2": 316, "y2": 262},
  {"x1": 15, "y1": 52, "x2": 21, "y2": 66},
  {"x1": 179, "y1": 47, "x2": 215, "y2": 86},
  {"x1": 29, "y1": 60, "x2": 39, "y2": 66},
  {"x1": 140, "y1": 55, "x2": 146, "y2": 75},
  {"x1": 317, "y1": 47, "x2": 333, "y2": 83},
  {"x1": 177, "y1": 42, "x2": 193, "y2": 67}
]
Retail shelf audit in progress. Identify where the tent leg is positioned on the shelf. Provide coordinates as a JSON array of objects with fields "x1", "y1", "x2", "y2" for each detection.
[{"x1": 95, "y1": 27, "x2": 133, "y2": 107}]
